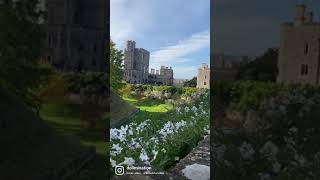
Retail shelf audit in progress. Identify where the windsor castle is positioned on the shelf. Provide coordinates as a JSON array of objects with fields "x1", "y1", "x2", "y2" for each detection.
[{"x1": 124, "y1": 41, "x2": 174, "y2": 86}]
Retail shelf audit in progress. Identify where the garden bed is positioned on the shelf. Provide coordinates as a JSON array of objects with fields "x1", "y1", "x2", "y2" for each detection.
[
  {"x1": 212, "y1": 81, "x2": 320, "y2": 180},
  {"x1": 110, "y1": 88, "x2": 209, "y2": 175}
]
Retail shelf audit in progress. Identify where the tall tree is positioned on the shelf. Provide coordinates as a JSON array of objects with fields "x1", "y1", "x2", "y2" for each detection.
[
  {"x1": 110, "y1": 40, "x2": 124, "y2": 92},
  {"x1": 184, "y1": 77, "x2": 197, "y2": 87},
  {"x1": 236, "y1": 48, "x2": 278, "y2": 81},
  {"x1": 0, "y1": 0, "x2": 52, "y2": 112}
]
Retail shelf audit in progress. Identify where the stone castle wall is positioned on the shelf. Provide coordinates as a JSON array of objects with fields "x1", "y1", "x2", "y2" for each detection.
[
  {"x1": 43, "y1": 0, "x2": 107, "y2": 72},
  {"x1": 197, "y1": 64, "x2": 210, "y2": 89},
  {"x1": 124, "y1": 41, "x2": 173, "y2": 85},
  {"x1": 277, "y1": 5, "x2": 320, "y2": 85}
]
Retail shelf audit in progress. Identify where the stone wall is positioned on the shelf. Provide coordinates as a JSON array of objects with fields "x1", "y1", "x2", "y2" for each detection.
[
  {"x1": 43, "y1": 0, "x2": 107, "y2": 72},
  {"x1": 197, "y1": 64, "x2": 210, "y2": 89},
  {"x1": 277, "y1": 5, "x2": 320, "y2": 85}
]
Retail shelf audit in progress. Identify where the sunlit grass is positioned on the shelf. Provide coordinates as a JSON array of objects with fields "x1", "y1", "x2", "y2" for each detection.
[{"x1": 122, "y1": 96, "x2": 174, "y2": 113}]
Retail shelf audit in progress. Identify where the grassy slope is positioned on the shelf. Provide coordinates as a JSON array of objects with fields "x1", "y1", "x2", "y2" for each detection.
[
  {"x1": 40, "y1": 102, "x2": 108, "y2": 180},
  {"x1": 0, "y1": 88, "x2": 92, "y2": 180},
  {"x1": 110, "y1": 91, "x2": 137, "y2": 127},
  {"x1": 121, "y1": 96, "x2": 174, "y2": 124},
  {"x1": 122, "y1": 96, "x2": 173, "y2": 112}
]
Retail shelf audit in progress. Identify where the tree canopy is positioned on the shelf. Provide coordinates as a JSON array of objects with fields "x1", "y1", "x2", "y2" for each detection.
[
  {"x1": 110, "y1": 40, "x2": 124, "y2": 91},
  {"x1": 184, "y1": 77, "x2": 197, "y2": 87},
  {"x1": 0, "y1": 1, "x2": 52, "y2": 111},
  {"x1": 236, "y1": 48, "x2": 278, "y2": 81}
]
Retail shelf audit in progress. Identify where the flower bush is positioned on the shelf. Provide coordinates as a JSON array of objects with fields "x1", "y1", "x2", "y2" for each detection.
[
  {"x1": 110, "y1": 89, "x2": 209, "y2": 173},
  {"x1": 212, "y1": 81, "x2": 320, "y2": 180}
]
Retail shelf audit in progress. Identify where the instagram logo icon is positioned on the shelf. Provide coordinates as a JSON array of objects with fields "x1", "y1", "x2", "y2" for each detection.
[{"x1": 115, "y1": 165, "x2": 125, "y2": 175}]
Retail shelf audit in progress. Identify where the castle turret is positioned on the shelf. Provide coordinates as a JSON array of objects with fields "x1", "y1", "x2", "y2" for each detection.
[{"x1": 294, "y1": 5, "x2": 306, "y2": 26}]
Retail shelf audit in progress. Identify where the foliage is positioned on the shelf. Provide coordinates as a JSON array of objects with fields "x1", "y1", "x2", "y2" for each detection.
[
  {"x1": 64, "y1": 72, "x2": 108, "y2": 95},
  {"x1": 0, "y1": 1, "x2": 53, "y2": 112},
  {"x1": 184, "y1": 77, "x2": 197, "y2": 87},
  {"x1": 110, "y1": 40, "x2": 124, "y2": 92},
  {"x1": 110, "y1": 90, "x2": 209, "y2": 173},
  {"x1": 40, "y1": 102, "x2": 108, "y2": 180},
  {"x1": 212, "y1": 81, "x2": 320, "y2": 179},
  {"x1": 236, "y1": 48, "x2": 279, "y2": 81},
  {"x1": 49, "y1": 72, "x2": 109, "y2": 128}
]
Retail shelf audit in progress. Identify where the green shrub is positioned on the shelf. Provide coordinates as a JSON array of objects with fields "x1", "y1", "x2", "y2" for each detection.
[{"x1": 212, "y1": 81, "x2": 320, "y2": 179}]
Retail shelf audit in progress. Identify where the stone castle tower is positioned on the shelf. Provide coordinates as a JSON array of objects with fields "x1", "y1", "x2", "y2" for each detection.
[
  {"x1": 278, "y1": 5, "x2": 320, "y2": 84},
  {"x1": 123, "y1": 40, "x2": 174, "y2": 85},
  {"x1": 124, "y1": 41, "x2": 150, "y2": 84},
  {"x1": 197, "y1": 63, "x2": 210, "y2": 89},
  {"x1": 42, "y1": 0, "x2": 107, "y2": 72},
  {"x1": 211, "y1": 54, "x2": 241, "y2": 81}
]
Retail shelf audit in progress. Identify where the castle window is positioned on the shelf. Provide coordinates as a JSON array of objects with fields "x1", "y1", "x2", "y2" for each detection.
[
  {"x1": 204, "y1": 82, "x2": 207, "y2": 85},
  {"x1": 304, "y1": 43, "x2": 309, "y2": 55},
  {"x1": 301, "y1": 64, "x2": 309, "y2": 75}
]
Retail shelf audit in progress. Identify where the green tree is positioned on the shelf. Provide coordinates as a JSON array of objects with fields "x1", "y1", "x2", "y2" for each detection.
[
  {"x1": 236, "y1": 48, "x2": 278, "y2": 81},
  {"x1": 184, "y1": 77, "x2": 197, "y2": 87},
  {"x1": 110, "y1": 40, "x2": 124, "y2": 92},
  {"x1": 0, "y1": 1, "x2": 52, "y2": 113}
]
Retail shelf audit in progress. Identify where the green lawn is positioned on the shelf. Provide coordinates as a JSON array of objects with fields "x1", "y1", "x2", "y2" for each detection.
[
  {"x1": 122, "y1": 96, "x2": 173, "y2": 113},
  {"x1": 40, "y1": 102, "x2": 108, "y2": 180},
  {"x1": 121, "y1": 96, "x2": 174, "y2": 125}
]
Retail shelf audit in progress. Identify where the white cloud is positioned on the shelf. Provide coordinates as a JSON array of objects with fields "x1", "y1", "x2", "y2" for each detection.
[
  {"x1": 150, "y1": 30, "x2": 210, "y2": 68},
  {"x1": 110, "y1": 0, "x2": 154, "y2": 47}
]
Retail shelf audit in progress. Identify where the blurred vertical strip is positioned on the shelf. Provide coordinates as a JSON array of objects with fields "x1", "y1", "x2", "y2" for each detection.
[
  {"x1": 105, "y1": 0, "x2": 111, "y2": 175},
  {"x1": 210, "y1": 0, "x2": 214, "y2": 179}
]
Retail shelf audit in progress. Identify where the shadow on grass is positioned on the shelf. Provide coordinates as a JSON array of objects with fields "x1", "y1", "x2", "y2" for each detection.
[
  {"x1": 40, "y1": 102, "x2": 108, "y2": 180},
  {"x1": 67, "y1": 153, "x2": 108, "y2": 180},
  {"x1": 135, "y1": 97, "x2": 165, "y2": 106}
]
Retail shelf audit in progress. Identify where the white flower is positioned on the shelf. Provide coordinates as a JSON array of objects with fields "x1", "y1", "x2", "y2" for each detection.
[
  {"x1": 150, "y1": 150, "x2": 158, "y2": 162},
  {"x1": 239, "y1": 142, "x2": 255, "y2": 160},
  {"x1": 128, "y1": 128, "x2": 133, "y2": 136},
  {"x1": 289, "y1": 127, "x2": 298, "y2": 134},
  {"x1": 119, "y1": 157, "x2": 135, "y2": 166},
  {"x1": 175, "y1": 120, "x2": 187, "y2": 130},
  {"x1": 259, "y1": 141, "x2": 279, "y2": 161},
  {"x1": 110, "y1": 158, "x2": 117, "y2": 167},
  {"x1": 149, "y1": 137, "x2": 159, "y2": 145},
  {"x1": 110, "y1": 128, "x2": 118, "y2": 141},
  {"x1": 111, "y1": 144, "x2": 123, "y2": 155},
  {"x1": 127, "y1": 138, "x2": 141, "y2": 150},
  {"x1": 139, "y1": 149, "x2": 149, "y2": 162},
  {"x1": 136, "y1": 120, "x2": 149, "y2": 134},
  {"x1": 159, "y1": 121, "x2": 175, "y2": 139},
  {"x1": 185, "y1": 106, "x2": 190, "y2": 112},
  {"x1": 191, "y1": 106, "x2": 198, "y2": 112},
  {"x1": 176, "y1": 107, "x2": 181, "y2": 114}
]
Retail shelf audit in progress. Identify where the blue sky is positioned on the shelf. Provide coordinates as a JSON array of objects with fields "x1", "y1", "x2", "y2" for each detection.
[
  {"x1": 213, "y1": 0, "x2": 320, "y2": 56},
  {"x1": 111, "y1": 0, "x2": 210, "y2": 79}
]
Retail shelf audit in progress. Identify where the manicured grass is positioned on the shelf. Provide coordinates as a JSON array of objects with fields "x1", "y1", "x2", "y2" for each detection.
[
  {"x1": 122, "y1": 96, "x2": 173, "y2": 113},
  {"x1": 40, "y1": 102, "x2": 108, "y2": 180}
]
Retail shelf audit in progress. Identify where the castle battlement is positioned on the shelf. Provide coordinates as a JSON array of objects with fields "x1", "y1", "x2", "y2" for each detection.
[
  {"x1": 277, "y1": 5, "x2": 320, "y2": 85},
  {"x1": 124, "y1": 40, "x2": 173, "y2": 85}
]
